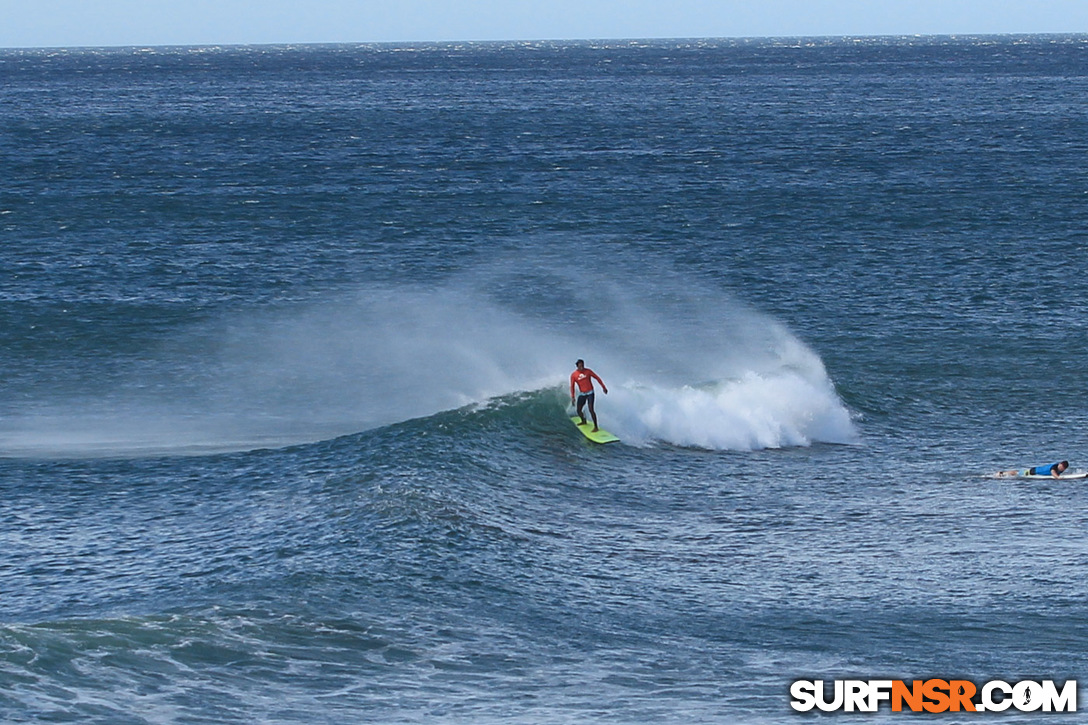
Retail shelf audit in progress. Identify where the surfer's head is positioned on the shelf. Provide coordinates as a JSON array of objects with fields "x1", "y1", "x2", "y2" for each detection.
[
  {"x1": 1060, "y1": 460, "x2": 1070, "y2": 472},
  {"x1": 575, "y1": 359, "x2": 584, "y2": 369}
]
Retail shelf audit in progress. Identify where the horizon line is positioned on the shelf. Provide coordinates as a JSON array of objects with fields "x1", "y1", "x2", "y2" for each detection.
[{"x1": 2, "y1": 31, "x2": 1086, "y2": 53}]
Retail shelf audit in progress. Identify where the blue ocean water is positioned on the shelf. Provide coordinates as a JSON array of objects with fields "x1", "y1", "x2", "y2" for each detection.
[{"x1": 2, "y1": 35, "x2": 1088, "y2": 722}]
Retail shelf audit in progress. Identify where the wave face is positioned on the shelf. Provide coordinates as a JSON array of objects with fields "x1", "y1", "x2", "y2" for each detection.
[{"x1": 0, "y1": 251, "x2": 855, "y2": 457}]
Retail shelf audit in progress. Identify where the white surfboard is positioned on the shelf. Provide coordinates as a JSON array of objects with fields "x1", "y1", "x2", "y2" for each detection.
[{"x1": 990, "y1": 471, "x2": 1088, "y2": 480}]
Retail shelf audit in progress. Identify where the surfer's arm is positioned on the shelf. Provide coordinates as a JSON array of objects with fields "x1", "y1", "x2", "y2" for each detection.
[{"x1": 591, "y1": 371, "x2": 607, "y2": 394}]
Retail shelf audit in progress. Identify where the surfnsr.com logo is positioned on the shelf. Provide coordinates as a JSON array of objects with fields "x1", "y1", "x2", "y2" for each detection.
[{"x1": 790, "y1": 679, "x2": 1077, "y2": 713}]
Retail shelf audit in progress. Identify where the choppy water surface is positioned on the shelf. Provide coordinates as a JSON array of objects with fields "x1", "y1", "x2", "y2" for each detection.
[{"x1": 2, "y1": 36, "x2": 1088, "y2": 722}]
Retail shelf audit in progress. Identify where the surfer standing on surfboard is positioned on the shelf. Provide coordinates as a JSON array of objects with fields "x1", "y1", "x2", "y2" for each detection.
[{"x1": 570, "y1": 359, "x2": 608, "y2": 432}]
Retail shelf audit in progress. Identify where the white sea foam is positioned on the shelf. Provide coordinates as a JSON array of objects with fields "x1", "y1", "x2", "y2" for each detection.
[{"x1": 605, "y1": 373, "x2": 857, "y2": 449}]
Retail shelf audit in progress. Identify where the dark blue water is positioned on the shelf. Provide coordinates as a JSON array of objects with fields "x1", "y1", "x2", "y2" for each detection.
[{"x1": 3, "y1": 36, "x2": 1088, "y2": 723}]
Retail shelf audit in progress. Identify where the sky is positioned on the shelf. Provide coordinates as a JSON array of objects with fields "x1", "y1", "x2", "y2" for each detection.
[{"x1": 1, "y1": 0, "x2": 1088, "y2": 49}]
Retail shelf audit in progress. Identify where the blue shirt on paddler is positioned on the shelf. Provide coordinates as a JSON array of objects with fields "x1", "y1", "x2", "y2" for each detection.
[{"x1": 1030, "y1": 462, "x2": 1063, "y2": 476}]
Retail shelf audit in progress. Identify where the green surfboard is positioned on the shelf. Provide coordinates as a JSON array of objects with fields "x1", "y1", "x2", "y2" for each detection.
[{"x1": 570, "y1": 416, "x2": 620, "y2": 444}]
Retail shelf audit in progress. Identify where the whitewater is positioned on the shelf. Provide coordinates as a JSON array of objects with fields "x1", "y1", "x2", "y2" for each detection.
[{"x1": 0, "y1": 255, "x2": 855, "y2": 457}]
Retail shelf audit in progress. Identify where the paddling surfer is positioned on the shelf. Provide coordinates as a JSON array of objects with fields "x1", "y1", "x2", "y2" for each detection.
[
  {"x1": 570, "y1": 359, "x2": 608, "y2": 432},
  {"x1": 996, "y1": 460, "x2": 1069, "y2": 478}
]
